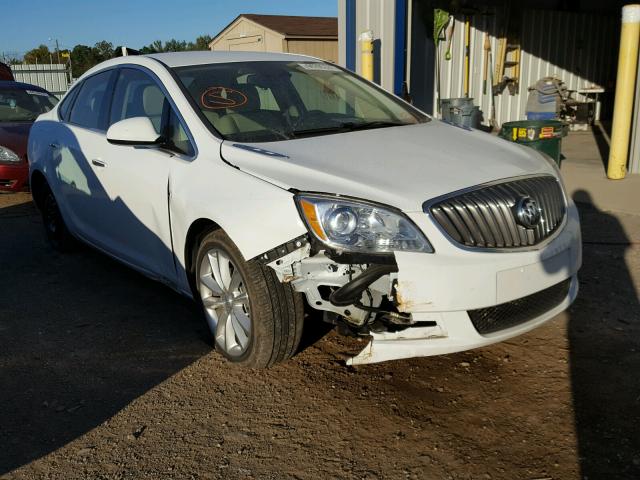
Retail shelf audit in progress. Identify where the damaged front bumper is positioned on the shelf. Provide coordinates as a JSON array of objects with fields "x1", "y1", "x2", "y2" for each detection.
[
  {"x1": 265, "y1": 201, "x2": 582, "y2": 365},
  {"x1": 348, "y1": 202, "x2": 582, "y2": 364},
  {"x1": 348, "y1": 275, "x2": 579, "y2": 365}
]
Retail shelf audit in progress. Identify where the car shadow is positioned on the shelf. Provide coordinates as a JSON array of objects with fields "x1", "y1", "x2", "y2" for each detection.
[
  {"x1": 568, "y1": 190, "x2": 640, "y2": 479},
  {"x1": 0, "y1": 198, "x2": 212, "y2": 474},
  {"x1": 1, "y1": 117, "x2": 330, "y2": 473},
  {"x1": 0, "y1": 119, "x2": 220, "y2": 474}
]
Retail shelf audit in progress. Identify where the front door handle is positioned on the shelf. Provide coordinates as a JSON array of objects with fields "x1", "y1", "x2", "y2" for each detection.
[
  {"x1": 49, "y1": 143, "x2": 59, "y2": 149},
  {"x1": 91, "y1": 159, "x2": 106, "y2": 168}
]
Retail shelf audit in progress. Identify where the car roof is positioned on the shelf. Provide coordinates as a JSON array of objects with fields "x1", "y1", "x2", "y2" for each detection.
[
  {"x1": 80, "y1": 51, "x2": 327, "y2": 83},
  {"x1": 147, "y1": 51, "x2": 322, "y2": 68},
  {"x1": 0, "y1": 80, "x2": 51, "y2": 93}
]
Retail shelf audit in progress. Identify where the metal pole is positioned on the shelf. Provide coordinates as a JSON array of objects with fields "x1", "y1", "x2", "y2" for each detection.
[
  {"x1": 607, "y1": 4, "x2": 640, "y2": 180},
  {"x1": 359, "y1": 30, "x2": 374, "y2": 82},
  {"x1": 464, "y1": 15, "x2": 471, "y2": 97}
]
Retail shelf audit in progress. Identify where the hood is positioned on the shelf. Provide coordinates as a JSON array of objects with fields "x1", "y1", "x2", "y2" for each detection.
[
  {"x1": 0, "y1": 122, "x2": 32, "y2": 162},
  {"x1": 221, "y1": 121, "x2": 554, "y2": 212}
]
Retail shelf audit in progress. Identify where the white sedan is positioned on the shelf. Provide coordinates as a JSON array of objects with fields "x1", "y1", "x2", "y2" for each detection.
[{"x1": 28, "y1": 52, "x2": 581, "y2": 367}]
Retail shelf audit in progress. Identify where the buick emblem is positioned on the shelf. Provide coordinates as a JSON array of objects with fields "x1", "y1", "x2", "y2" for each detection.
[{"x1": 516, "y1": 196, "x2": 542, "y2": 228}]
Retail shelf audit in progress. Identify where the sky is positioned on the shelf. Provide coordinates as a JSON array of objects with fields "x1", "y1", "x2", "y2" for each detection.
[{"x1": 1, "y1": 0, "x2": 338, "y2": 57}]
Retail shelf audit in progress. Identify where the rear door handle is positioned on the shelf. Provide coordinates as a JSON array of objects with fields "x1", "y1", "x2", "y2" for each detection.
[{"x1": 91, "y1": 159, "x2": 106, "y2": 168}]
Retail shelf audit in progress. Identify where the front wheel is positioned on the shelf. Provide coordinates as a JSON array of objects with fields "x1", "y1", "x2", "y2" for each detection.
[{"x1": 195, "y1": 230, "x2": 304, "y2": 368}]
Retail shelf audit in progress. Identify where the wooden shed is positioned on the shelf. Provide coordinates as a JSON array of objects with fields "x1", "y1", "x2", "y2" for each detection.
[{"x1": 209, "y1": 14, "x2": 338, "y2": 63}]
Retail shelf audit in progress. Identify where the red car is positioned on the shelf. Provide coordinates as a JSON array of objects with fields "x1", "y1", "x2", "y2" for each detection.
[
  {"x1": 0, "y1": 62, "x2": 14, "y2": 81},
  {"x1": 0, "y1": 81, "x2": 58, "y2": 191}
]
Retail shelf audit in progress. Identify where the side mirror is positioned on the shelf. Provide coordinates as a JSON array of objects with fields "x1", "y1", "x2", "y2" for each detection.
[{"x1": 106, "y1": 117, "x2": 161, "y2": 145}]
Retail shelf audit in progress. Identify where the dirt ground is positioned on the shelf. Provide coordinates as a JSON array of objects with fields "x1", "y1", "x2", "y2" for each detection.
[{"x1": 0, "y1": 188, "x2": 638, "y2": 480}]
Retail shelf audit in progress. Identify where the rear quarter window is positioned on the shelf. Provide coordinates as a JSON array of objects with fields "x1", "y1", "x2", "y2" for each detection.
[{"x1": 58, "y1": 86, "x2": 81, "y2": 121}]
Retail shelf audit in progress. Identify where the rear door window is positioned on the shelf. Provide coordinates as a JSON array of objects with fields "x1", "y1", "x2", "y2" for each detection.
[{"x1": 68, "y1": 70, "x2": 114, "y2": 130}]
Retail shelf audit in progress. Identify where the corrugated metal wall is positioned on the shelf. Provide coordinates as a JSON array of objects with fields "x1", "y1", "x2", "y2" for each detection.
[
  {"x1": 338, "y1": 0, "x2": 348, "y2": 67},
  {"x1": 339, "y1": 0, "x2": 398, "y2": 92},
  {"x1": 10, "y1": 64, "x2": 70, "y2": 97},
  {"x1": 434, "y1": 9, "x2": 618, "y2": 127}
]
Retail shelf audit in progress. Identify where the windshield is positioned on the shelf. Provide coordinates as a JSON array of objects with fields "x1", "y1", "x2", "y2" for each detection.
[
  {"x1": 173, "y1": 61, "x2": 428, "y2": 142},
  {"x1": 0, "y1": 88, "x2": 58, "y2": 122}
]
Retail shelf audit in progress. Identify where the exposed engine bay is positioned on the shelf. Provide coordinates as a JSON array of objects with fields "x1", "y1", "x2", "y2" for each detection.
[{"x1": 258, "y1": 235, "x2": 444, "y2": 363}]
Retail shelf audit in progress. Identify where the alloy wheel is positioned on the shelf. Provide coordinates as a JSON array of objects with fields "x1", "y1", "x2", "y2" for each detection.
[{"x1": 198, "y1": 248, "x2": 252, "y2": 356}]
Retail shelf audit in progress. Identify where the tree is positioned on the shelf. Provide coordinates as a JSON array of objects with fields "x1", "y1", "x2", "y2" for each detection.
[
  {"x1": 70, "y1": 44, "x2": 95, "y2": 76},
  {"x1": 19, "y1": 33, "x2": 212, "y2": 72},
  {"x1": 24, "y1": 44, "x2": 52, "y2": 64},
  {"x1": 163, "y1": 39, "x2": 188, "y2": 52},
  {"x1": 189, "y1": 35, "x2": 213, "y2": 51},
  {"x1": 68, "y1": 41, "x2": 116, "y2": 77},
  {"x1": 139, "y1": 35, "x2": 212, "y2": 54},
  {"x1": 93, "y1": 41, "x2": 114, "y2": 62},
  {"x1": 140, "y1": 40, "x2": 164, "y2": 54}
]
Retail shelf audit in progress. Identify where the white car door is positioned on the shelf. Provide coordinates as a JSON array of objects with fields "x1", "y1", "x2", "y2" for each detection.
[
  {"x1": 93, "y1": 67, "x2": 194, "y2": 283},
  {"x1": 53, "y1": 69, "x2": 117, "y2": 245}
]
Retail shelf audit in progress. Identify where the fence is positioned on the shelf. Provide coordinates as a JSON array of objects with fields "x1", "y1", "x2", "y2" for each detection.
[{"x1": 10, "y1": 64, "x2": 71, "y2": 97}]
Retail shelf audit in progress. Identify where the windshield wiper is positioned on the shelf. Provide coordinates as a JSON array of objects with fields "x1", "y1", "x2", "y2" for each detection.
[
  {"x1": 291, "y1": 120, "x2": 407, "y2": 138},
  {"x1": 345, "y1": 120, "x2": 407, "y2": 131}
]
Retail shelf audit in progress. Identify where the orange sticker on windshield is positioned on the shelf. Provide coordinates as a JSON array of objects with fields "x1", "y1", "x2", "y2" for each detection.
[{"x1": 200, "y1": 87, "x2": 248, "y2": 110}]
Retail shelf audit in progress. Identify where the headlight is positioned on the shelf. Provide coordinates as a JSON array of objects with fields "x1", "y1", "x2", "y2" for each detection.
[
  {"x1": 0, "y1": 146, "x2": 21, "y2": 163},
  {"x1": 295, "y1": 194, "x2": 433, "y2": 254}
]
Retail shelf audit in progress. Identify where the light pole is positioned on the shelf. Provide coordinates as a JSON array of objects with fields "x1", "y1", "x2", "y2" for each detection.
[{"x1": 48, "y1": 37, "x2": 61, "y2": 64}]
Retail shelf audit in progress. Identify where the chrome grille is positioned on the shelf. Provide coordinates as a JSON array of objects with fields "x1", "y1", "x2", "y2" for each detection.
[{"x1": 427, "y1": 176, "x2": 566, "y2": 249}]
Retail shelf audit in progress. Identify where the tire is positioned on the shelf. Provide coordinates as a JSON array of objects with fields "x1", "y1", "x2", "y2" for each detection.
[
  {"x1": 195, "y1": 229, "x2": 304, "y2": 368},
  {"x1": 40, "y1": 183, "x2": 76, "y2": 252}
]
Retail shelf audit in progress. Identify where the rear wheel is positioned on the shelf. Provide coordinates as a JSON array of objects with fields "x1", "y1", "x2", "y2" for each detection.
[
  {"x1": 40, "y1": 183, "x2": 76, "y2": 252},
  {"x1": 195, "y1": 230, "x2": 304, "y2": 368}
]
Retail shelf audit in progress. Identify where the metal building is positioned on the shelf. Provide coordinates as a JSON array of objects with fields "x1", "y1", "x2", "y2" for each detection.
[
  {"x1": 338, "y1": 0, "x2": 408, "y2": 96},
  {"x1": 338, "y1": 0, "x2": 640, "y2": 175},
  {"x1": 428, "y1": 9, "x2": 617, "y2": 127}
]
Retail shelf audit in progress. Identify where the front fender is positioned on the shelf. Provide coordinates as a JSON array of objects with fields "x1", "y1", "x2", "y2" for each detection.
[{"x1": 170, "y1": 157, "x2": 306, "y2": 292}]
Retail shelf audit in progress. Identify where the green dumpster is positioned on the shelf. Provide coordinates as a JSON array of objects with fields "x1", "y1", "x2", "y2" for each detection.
[{"x1": 499, "y1": 120, "x2": 569, "y2": 166}]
